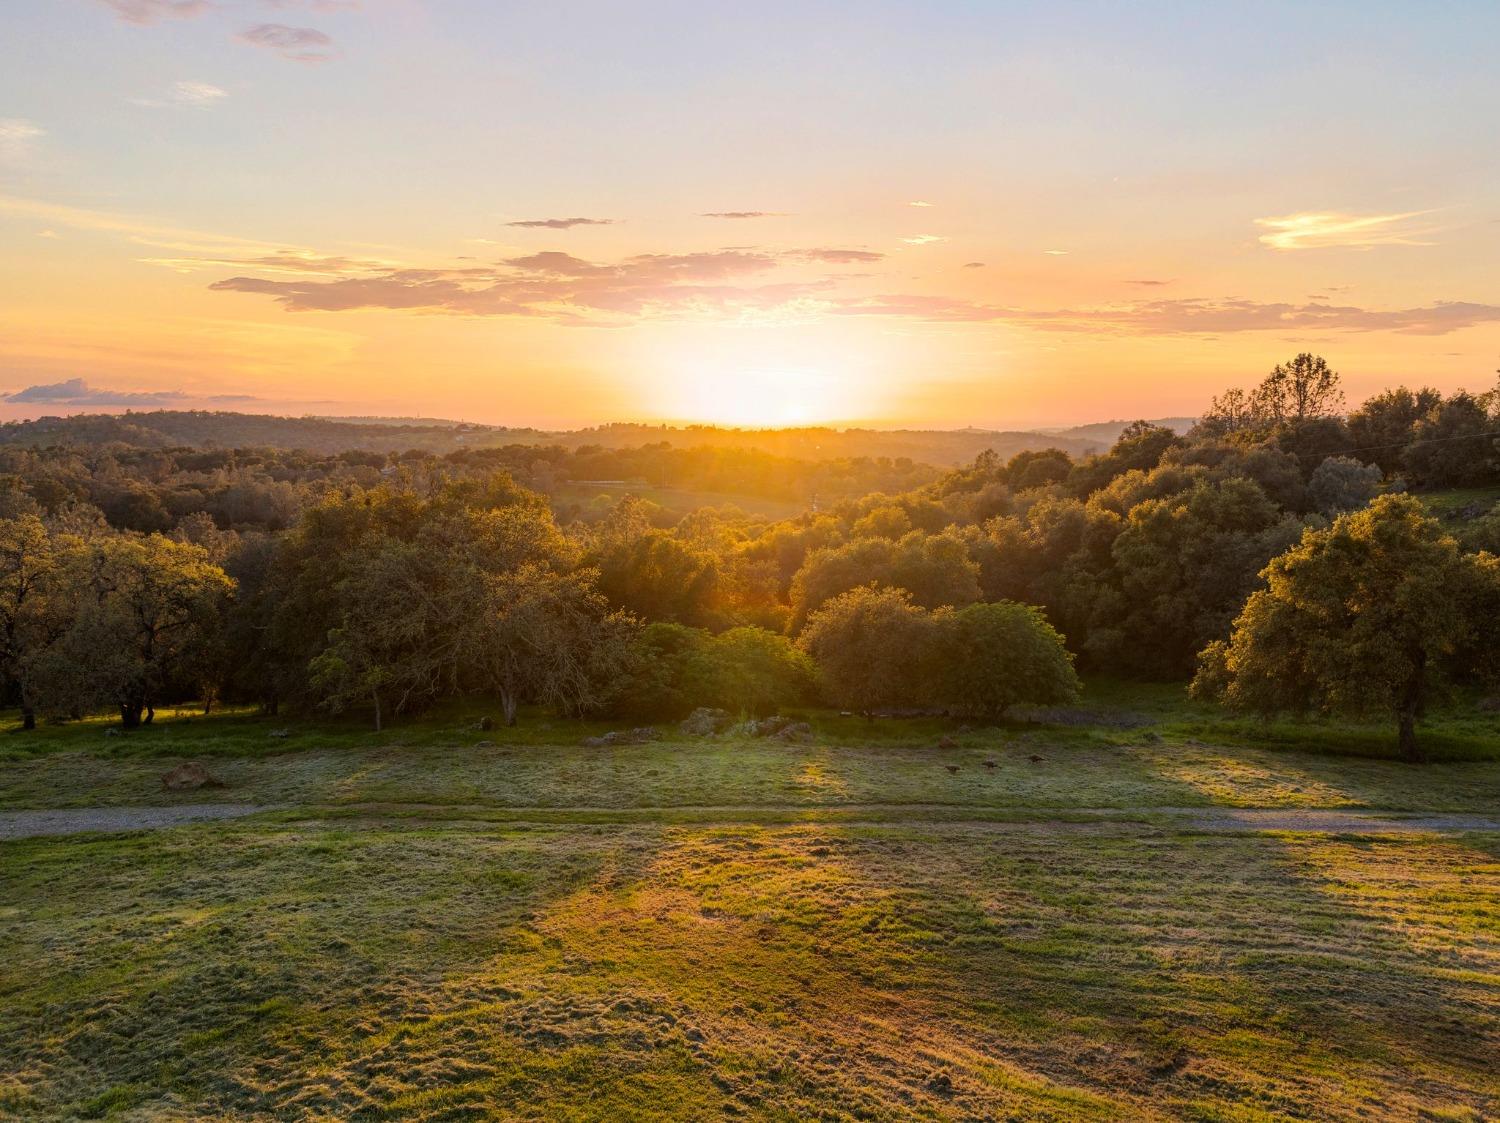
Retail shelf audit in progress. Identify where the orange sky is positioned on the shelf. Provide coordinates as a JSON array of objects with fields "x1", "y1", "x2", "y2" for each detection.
[{"x1": 2, "y1": 2, "x2": 1498, "y2": 429}]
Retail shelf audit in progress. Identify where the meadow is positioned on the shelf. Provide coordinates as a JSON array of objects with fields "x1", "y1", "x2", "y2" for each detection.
[{"x1": 2, "y1": 688, "x2": 1497, "y2": 1121}]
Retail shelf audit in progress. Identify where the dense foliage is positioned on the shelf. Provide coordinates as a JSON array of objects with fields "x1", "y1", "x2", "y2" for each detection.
[{"x1": 0, "y1": 357, "x2": 1495, "y2": 742}]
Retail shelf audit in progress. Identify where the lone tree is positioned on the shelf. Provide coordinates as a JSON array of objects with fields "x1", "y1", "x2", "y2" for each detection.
[
  {"x1": 1194, "y1": 494, "x2": 1499, "y2": 762},
  {"x1": 799, "y1": 585, "x2": 936, "y2": 716},
  {"x1": 933, "y1": 601, "x2": 1080, "y2": 719}
]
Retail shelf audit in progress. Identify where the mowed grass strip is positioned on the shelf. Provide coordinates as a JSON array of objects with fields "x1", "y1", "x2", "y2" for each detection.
[{"x1": 1, "y1": 818, "x2": 1496, "y2": 1121}]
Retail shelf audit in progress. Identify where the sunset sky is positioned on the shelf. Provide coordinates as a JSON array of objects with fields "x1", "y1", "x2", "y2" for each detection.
[{"x1": 2, "y1": 1, "x2": 1498, "y2": 429}]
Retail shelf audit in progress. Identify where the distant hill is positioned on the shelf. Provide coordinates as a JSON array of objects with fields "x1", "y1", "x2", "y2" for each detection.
[
  {"x1": 1036, "y1": 417, "x2": 1198, "y2": 444},
  {"x1": 0, "y1": 411, "x2": 1103, "y2": 466}
]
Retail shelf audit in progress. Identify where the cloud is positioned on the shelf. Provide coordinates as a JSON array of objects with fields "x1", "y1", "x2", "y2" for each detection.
[
  {"x1": 795, "y1": 248, "x2": 886, "y2": 264},
  {"x1": 1, "y1": 378, "x2": 269, "y2": 408},
  {"x1": 699, "y1": 211, "x2": 787, "y2": 220},
  {"x1": 186, "y1": 227, "x2": 1500, "y2": 339},
  {"x1": 1043, "y1": 249, "x2": 1068, "y2": 256},
  {"x1": 172, "y1": 80, "x2": 227, "y2": 106},
  {"x1": 1256, "y1": 210, "x2": 1439, "y2": 251},
  {"x1": 237, "y1": 23, "x2": 335, "y2": 62},
  {"x1": 908, "y1": 201, "x2": 934, "y2": 208},
  {"x1": 265, "y1": 0, "x2": 359, "y2": 9},
  {"x1": 506, "y1": 217, "x2": 613, "y2": 229},
  {"x1": 1125, "y1": 279, "x2": 1171, "y2": 286},
  {"x1": 0, "y1": 193, "x2": 290, "y2": 257},
  {"x1": 209, "y1": 248, "x2": 835, "y2": 320},
  {"x1": 962, "y1": 261, "x2": 984, "y2": 269},
  {"x1": 134, "y1": 81, "x2": 229, "y2": 108},
  {"x1": 99, "y1": 0, "x2": 212, "y2": 24},
  {"x1": 901, "y1": 234, "x2": 947, "y2": 245},
  {"x1": 0, "y1": 119, "x2": 45, "y2": 163},
  {"x1": 138, "y1": 250, "x2": 391, "y2": 274},
  {"x1": 3, "y1": 378, "x2": 187, "y2": 406},
  {"x1": 829, "y1": 294, "x2": 1500, "y2": 336}
]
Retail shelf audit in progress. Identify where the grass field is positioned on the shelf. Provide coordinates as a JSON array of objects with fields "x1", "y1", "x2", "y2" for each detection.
[{"x1": 2, "y1": 688, "x2": 1497, "y2": 1120}]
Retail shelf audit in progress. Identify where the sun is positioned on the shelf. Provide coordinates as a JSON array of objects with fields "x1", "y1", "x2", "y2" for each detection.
[{"x1": 659, "y1": 366, "x2": 844, "y2": 428}]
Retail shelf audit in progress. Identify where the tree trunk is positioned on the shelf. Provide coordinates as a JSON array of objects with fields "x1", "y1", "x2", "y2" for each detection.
[
  {"x1": 1398, "y1": 655, "x2": 1427, "y2": 764},
  {"x1": 501, "y1": 690, "x2": 518, "y2": 727},
  {"x1": 372, "y1": 690, "x2": 382, "y2": 733},
  {"x1": 21, "y1": 706, "x2": 34, "y2": 731},
  {"x1": 144, "y1": 703, "x2": 155, "y2": 725},
  {"x1": 1397, "y1": 706, "x2": 1424, "y2": 764},
  {"x1": 120, "y1": 702, "x2": 143, "y2": 729}
]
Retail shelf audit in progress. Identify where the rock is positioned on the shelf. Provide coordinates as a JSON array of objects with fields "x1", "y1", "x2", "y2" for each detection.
[
  {"x1": 730, "y1": 715, "x2": 809, "y2": 739},
  {"x1": 679, "y1": 707, "x2": 733, "y2": 736},
  {"x1": 771, "y1": 721, "x2": 813, "y2": 743},
  {"x1": 1140, "y1": 730, "x2": 1163, "y2": 744},
  {"x1": 936, "y1": 735, "x2": 958, "y2": 749},
  {"x1": 1028, "y1": 754, "x2": 1045, "y2": 764},
  {"x1": 582, "y1": 727, "x2": 661, "y2": 747},
  {"x1": 983, "y1": 759, "x2": 997, "y2": 769},
  {"x1": 944, "y1": 764, "x2": 960, "y2": 774},
  {"x1": 267, "y1": 728, "x2": 291, "y2": 739},
  {"x1": 476, "y1": 716, "x2": 495, "y2": 732},
  {"x1": 161, "y1": 762, "x2": 222, "y2": 792},
  {"x1": 475, "y1": 740, "x2": 495, "y2": 748},
  {"x1": 104, "y1": 727, "x2": 121, "y2": 738}
]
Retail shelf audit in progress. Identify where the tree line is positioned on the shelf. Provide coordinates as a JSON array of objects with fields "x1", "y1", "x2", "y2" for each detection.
[{"x1": 0, "y1": 356, "x2": 1496, "y2": 756}]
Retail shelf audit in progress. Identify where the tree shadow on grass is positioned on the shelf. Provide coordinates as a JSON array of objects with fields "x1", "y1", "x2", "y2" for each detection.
[{"x1": 0, "y1": 817, "x2": 643, "y2": 1121}]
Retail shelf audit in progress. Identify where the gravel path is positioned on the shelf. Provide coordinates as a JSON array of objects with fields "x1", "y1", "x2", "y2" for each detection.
[
  {"x1": 1, "y1": 803, "x2": 1496, "y2": 841},
  {"x1": 0, "y1": 803, "x2": 276, "y2": 840}
]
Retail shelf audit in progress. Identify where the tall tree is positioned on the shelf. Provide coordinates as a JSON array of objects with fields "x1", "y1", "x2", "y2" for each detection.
[
  {"x1": 39, "y1": 536, "x2": 234, "y2": 727},
  {"x1": 799, "y1": 585, "x2": 937, "y2": 716},
  {"x1": 1193, "y1": 495, "x2": 1499, "y2": 761}
]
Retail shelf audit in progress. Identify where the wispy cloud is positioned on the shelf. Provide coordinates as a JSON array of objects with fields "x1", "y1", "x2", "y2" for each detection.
[
  {"x1": 700, "y1": 211, "x2": 786, "y2": 219},
  {"x1": 1043, "y1": 249, "x2": 1068, "y2": 256},
  {"x1": 832, "y1": 294, "x2": 1500, "y2": 336},
  {"x1": 1255, "y1": 210, "x2": 1439, "y2": 251},
  {"x1": 172, "y1": 80, "x2": 227, "y2": 105},
  {"x1": 237, "y1": 23, "x2": 335, "y2": 62},
  {"x1": 4, "y1": 377, "x2": 188, "y2": 406},
  {"x1": 134, "y1": 80, "x2": 229, "y2": 108},
  {"x1": 0, "y1": 193, "x2": 287, "y2": 257},
  {"x1": 209, "y1": 248, "x2": 834, "y2": 321},
  {"x1": 795, "y1": 248, "x2": 886, "y2": 264},
  {"x1": 99, "y1": 0, "x2": 212, "y2": 25},
  {"x1": 506, "y1": 217, "x2": 613, "y2": 229},
  {"x1": 1125, "y1": 278, "x2": 1172, "y2": 286},
  {"x1": 908, "y1": 201, "x2": 934, "y2": 208},
  {"x1": 0, "y1": 119, "x2": 44, "y2": 164},
  {"x1": 901, "y1": 234, "x2": 947, "y2": 245},
  {"x1": 138, "y1": 250, "x2": 391, "y2": 275},
  {"x1": 962, "y1": 261, "x2": 984, "y2": 269}
]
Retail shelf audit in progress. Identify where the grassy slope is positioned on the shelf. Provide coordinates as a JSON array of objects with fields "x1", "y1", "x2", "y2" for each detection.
[{"x1": 1, "y1": 688, "x2": 1498, "y2": 1121}]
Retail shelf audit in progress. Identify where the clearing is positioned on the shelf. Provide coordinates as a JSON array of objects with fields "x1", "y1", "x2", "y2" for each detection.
[{"x1": 1, "y1": 694, "x2": 1497, "y2": 1121}]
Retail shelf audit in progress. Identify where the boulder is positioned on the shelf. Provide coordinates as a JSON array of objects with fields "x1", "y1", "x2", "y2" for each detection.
[
  {"x1": 267, "y1": 728, "x2": 291, "y2": 739},
  {"x1": 160, "y1": 762, "x2": 222, "y2": 792},
  {"x1": 679, "y1": 707, "x2": 733, "y2": 736},
  {"x1": 582, "y1": 727, "x2": 661, "y2": 748},
  {"x1": 771, "y1": 721, "x2": 814, "y2": 743}
]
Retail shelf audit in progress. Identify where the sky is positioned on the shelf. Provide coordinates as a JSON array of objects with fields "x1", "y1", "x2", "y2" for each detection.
[{"x1": 1, "y1": 1, "x2": 1498, "y2": 430}]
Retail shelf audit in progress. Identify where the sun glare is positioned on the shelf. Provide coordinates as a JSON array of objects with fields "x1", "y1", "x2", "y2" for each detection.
[{"x1": 659, "y1": 366, "x2": 847, "y2": 427}]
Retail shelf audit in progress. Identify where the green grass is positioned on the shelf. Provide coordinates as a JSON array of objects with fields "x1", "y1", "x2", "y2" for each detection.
[
  {"x1": 1418, "y1": 484, "x2": 1500, "y2": 524},
  {"x1": 2, "y1": 684, "x2": 1498, "y2": 1120},
  {"x1": 2, "y1": 819, "x2": 1496, "y2": 1121}
]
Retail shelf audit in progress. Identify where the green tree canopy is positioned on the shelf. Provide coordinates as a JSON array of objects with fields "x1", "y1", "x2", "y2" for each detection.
[{"x1": 1193, "y1": 494, "x2": 1500, "y2": 761}]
